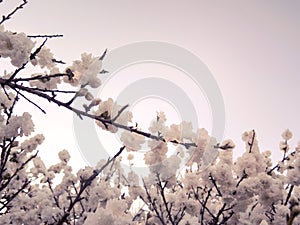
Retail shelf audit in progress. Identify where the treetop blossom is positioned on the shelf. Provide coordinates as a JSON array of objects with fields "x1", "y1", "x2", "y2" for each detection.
[{"x1": 282, "y1": 128, "x2": 293, "y2": 141}]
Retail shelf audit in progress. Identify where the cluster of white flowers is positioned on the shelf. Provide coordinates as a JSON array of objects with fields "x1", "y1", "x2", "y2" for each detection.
[
  {"x1": 29, "y1": 68, "x2": 61, "y2": 90},
  {"x1": 30, "y1": 46, "x2": 56, "y2": 70},
  {"x1": 144, "y1": 141, "x2": 168, "y2": 165},
  {"x1": 120, "y1": 130, "x2": 145, "y2": 151},
  {"x1": 63, "y1": 53, "x2": 102, "y2": 88},
  {"x1": 0, "y1": 90, "x2": 14, "y2": 110},
  {"x1": 95, "y1": 98, "x2": 133, "y2": 132},
  {"x1": 0, "y1": 112, "x2": 34, "y2": 141},
  {"x1": 0, "y1": 26, "x2": 34, "y2": 67}
]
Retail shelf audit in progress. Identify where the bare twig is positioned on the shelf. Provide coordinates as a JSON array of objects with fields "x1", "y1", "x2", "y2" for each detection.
[
  {"x1": 284, "y1": 185, "x2": 294, "y2": 206},
  {"x1": 12, "y1": 73, "x2": 70, "y2": 82},
  {"x1": 142, "y1": 178, "x2": 166, "y2": 225},
  {"x1": 30, "y1": 38, "x2": 48, "y2": 60},
  {"x1": 236, "y1": 169, "x2": 248, "y2": 187},
  {"x1": 0, "y1": 0, "x2": 28, "y2": 25},
  {"x1": 111, "y1": 104, "x2": 129, "y2": 122},
  {"x1": 157, "y1": 174, "x2": 175, "y2": 225},
  {"x1": 12, "y1": 86, "x2": 46, "y2": 113},
  {"x1": 99, "y1": 49, "x2": 107, "y2": 60},
  {"x1": 248, "y1": 130, "x2": 255, "y2": 153},
  {"x1": 6, "y1": 61, "x2": 28, "y2": 83},
  {"x1": 0, "y1": 150, "x2": 38, "y2": 195},
  {"x1": 267, "y1": 151, "x2": 296, "y2": 175},
  {"x1": 52, "y1": 58, "x2": 66, "y2": 64},
  {"x1": 27, "y1": 34, "x2": 63, "y2": 38},
  {"x1": 209, "y1": 173, "x2": 222, "y2": 197}
]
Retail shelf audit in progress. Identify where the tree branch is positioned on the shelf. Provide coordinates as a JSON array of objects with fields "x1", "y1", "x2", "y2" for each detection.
[{"x1": 0, "y1": 0, "x2": 28, "y2": 25}]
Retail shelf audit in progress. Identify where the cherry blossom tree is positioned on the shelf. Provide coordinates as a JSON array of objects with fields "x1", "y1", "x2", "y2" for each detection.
[{"x1": 1, "y1": 1, "x2": 300, "y2": 225}]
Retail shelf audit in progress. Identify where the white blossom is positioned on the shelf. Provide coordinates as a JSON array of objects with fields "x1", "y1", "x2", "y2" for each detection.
[
  {"x1": 282, "y1": 128, "x2": 293, "y2": 141},
  {"x1": 58, "y1": 149, "x2": 71, "y2": 162},
  {"x1": 0, "y1": 26, "x2": 34, "y2": 67},
  {"x1": 95, "y1": 98, "x2": 132, "y2": 133},
  {"x1": 31, "y1": 46, "x2": 56, "y2": 69},
  {"x1": 20, "y1": 134, "x2": 45, "y2": 152},
  {"x1": 63, "y1": 53, "x2": 102, "y2": 88},
  {"x1": 29, "y1": 68, "x2": 61, "y2": 89},
  {"x1": 120, "y1": 130, "x2": 145, "y2": 151},
  {"x1": 144, "y1": 141, "x2": 168, "y2": 165}
]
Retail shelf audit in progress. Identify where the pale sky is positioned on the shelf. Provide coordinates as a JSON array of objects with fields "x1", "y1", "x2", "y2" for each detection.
[{"x1": 1, "y1": 0, "x2": 300, "y2": 171}]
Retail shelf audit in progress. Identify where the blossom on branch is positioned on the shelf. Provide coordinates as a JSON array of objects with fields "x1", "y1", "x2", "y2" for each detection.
[
  {"x1": 0, "y1": 26, "x2": 34, "y2": 67},
  {"x1": 63, "y1": 53, "x2": 102, "y2": 88}
]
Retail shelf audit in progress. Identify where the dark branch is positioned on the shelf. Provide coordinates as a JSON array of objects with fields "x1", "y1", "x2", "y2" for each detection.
[
  {"x1": 0, "y1": 0, "x2": 28, "y2": 25},
  {"x1": 248, "y1": 130, "x2": 255, "y2": 153},
  {"x1": 56, "y1": 146, "x2": 126, "y2": 225},
  {"x1": 27, "y1": 34, "x2": 63, "y2": 38}
]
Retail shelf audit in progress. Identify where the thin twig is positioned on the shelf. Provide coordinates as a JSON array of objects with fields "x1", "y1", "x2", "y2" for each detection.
[
  {"x1": 236, "y1": 169, "x2": 248, "y2": 187},
  {"x1": 284, "y1": 185, "x2": 294, "y2": 206},
  {"x1": 248, "y1": 130, "x2": 255, "y2": 153},
  {"x1": 111, "y1": 104, "x2": 129, "y2": 122},
  {"x1": 6, "y1": 61, "x2": 28, "y2": 83},
  {"x1": 0, "y1": 0, "x2": 28, "y2": 25},
  {"x1": 52, "y1": 58, "x2": 66, "y2": 64},
  {"x1": 12, "y1": 73, "x2": 69, "y2": 82},
  {"x1": 56, "y1": 146, "x2": 126, "y2": 225},
  {"x1": 7, "y1": 39, "x2": 48, "y2": 82},
  {"x1": 142, "y1": 178, "x2": 166, "y2": 225},
  {"x1": 99, "y1": 49, "x2": 107, "y2": 60},
  {"x1": 209, "y1": 173, "x2": 222, "y2": 197},
  {"x1": 27, "y1": 34, "x2": 63, "y2": 38},
  {"x1": 1, "y1": 77, "x2": 198, "y2": 150},
  {"x1": 157, "y1": 174, "x2": 175, "y2": 225},
  {"x1": 12, "y1": 87, "x2": 46, "y2": 113},
  {"x1": 30, "y1": 38, "x2": 48, "y2": 60},
  {"x1": 267, "y1": 151, "x2": 296, "y2": 175},
  {"x1": 27, "y1": 87, "x2": 76, "y2": 94}
]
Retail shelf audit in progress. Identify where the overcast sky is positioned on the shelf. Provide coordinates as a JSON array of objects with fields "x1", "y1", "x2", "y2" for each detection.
[{"x1": 1, "y1": 0, "x2": 300, "y2": 170}]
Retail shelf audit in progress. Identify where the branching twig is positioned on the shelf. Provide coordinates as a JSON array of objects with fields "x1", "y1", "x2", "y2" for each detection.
[
  {"x1": 142, "y1": 178, "x2": 166, "y2": 225},
  {"x1": 157, "y1": 174, "x2": 175, "y2": 225},
  {"x1": 0, "y1": 0, "x2": 28, "y2": 25},
  {"x1": 12, "y1": 73, "x2": 70, "y2": 82},
  {"x1": 111, "y1": 104, "x2": 129, "y2": 122},
  {"x1": 1, "y1": 78, "x2": 198, "y2": 150},
  {"x1": 6, "y1": 61, "x2": 28, "y2": 83},
  {"x1": 267, "y1": 151, "x2": 296, "y2": 175},
  {"x1": 12, "y1": 86, "x2": 46, "y2": 113},
  {"x1": 0, "y1": 178, "x2": 30, "y2": 213},
  {"x1": 209, "y1": 173, "x2": 222, "y2": 197},
  {"x1": 56, "y1": 146, "x2": 126, "y2": 225},
  {"x1": 236, "y1": 169, "x2": 248, "y2": 187},
  {"x1": 7, "y1": 39, "x2": 48, "y2": 82}
]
